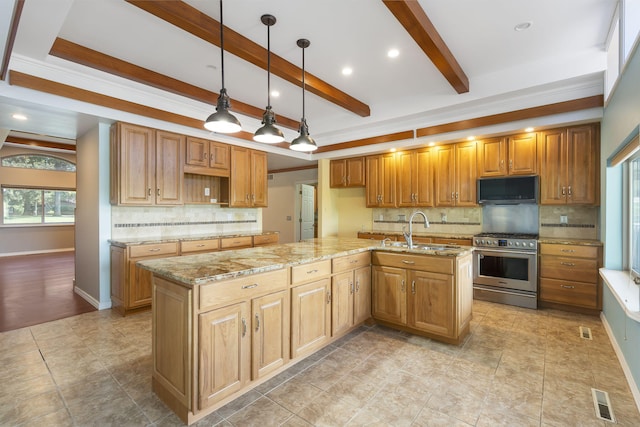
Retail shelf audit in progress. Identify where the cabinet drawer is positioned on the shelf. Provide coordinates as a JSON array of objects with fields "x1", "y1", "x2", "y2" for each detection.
[
  {"x1": 253, "y1": 234, "x2": 279, "y2": 246},
  {"x1": 199, "y1": 269, "x2": 288, "y2": 311},
  {"x1": 220, "y1": 236, "x2": 253, "y2": 250},
  {"x1": 372, "y1": 252, "x2": 453, "y2": 275},
  {"x1": 129, "y1": 242, "x2": 179, "y2": 258},
  {"x1": 540, "y1": 244, "x2": 598, "y2": 259},
  {"x1": 539, "y1": 278, "x2": 598, "y2": 309},
  {"x1": 540, "y1": 257, "x2": 598, "y2": 283},
  {"x1": 332, "y1": 252, "x2": 371, "y2": 273},
  {"x1": 181, "y1": 239, "x2": 219, "y2": 254},
  {"x1": 291, "y1": 260, "x2": 332, "y2": 285}
]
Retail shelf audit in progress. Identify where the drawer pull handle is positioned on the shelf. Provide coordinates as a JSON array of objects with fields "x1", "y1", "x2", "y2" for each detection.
[
  {"x1": 350, "y1": 260, "x2": 358, "y2": 264},
  {"x1": 411, "y1": 280, "x2": 416, "y2": 295},
  {"x1": 148, "y1": 248, "x2": 161, "y2": 252},
  {"x1": 307, "y1": 269, "x2": 319, "y2": 274},
  {"x1": 327, "y1": 291, "x2": 332, "y2": 304},
  {"x1": 561, "y1": 249, "x2": 576, "y2": 253},
  {"x1": 560, "y1": 285, "x2": 575, "y2": 289},
  {"x1": 196, "y1": 244, "x2": 206, "y2": 247},
  {"x1": 402, "y1": 260, "x2": 415, "y2": 265},
  {"x1": 242, "y1": 284, "x2": 258, "y2": 289},
  {"x1": 560, "y1": 262, "x2": 575, "y2": 266}
]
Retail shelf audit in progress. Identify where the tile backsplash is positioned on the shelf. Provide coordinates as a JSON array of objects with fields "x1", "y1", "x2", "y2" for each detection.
[{"x1": 111, "y1": 205, "x2": 261, "y2": 240}]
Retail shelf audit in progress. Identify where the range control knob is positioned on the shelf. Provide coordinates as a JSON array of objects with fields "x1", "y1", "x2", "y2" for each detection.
[
  {"x1": 515, "y1": 241, "x2": 520, "y2": 246},
  {"x1": 529, "y1": 242, "x2": 535, "y2": 248}
]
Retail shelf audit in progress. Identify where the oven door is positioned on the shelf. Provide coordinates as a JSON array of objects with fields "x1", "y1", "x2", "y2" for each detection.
[{"x1": 473, "y1": 248, "x2": 537, "y2": 293}]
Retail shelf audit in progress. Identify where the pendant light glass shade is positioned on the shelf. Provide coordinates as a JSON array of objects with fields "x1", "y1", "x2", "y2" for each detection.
[
  {"x1": 254, "y1": 14, "x2": 284, "y2": 144},
  {"x1": 290, "y1": 38, "x2": 317, "y2": 152},
  {"x1": 204, "y1": 0, "x2": 241, "y2": 134}
]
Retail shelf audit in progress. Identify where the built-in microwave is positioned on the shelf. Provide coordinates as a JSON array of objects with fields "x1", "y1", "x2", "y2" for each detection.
[{"x1": 477, "y1": 175, "x2": 538, "y2": 205}]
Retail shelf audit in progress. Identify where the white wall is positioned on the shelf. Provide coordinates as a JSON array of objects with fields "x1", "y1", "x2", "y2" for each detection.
[
  {"x1": 263, "y1": 168, "x2": 318, "y2": 243},
  {"x1": 75, "y1": 123, "x2": 112, "y2": 309}
]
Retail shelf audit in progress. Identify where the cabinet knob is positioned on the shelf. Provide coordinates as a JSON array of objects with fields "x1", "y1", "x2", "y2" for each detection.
[
  {"x1": 401, "y1": 280, "x2": 405, "y2": 292},
  {"x1": 156, "y1": 188, "x2": 160, "y2": 197},
  {"x1": 350, "y1": 282, "x2": 354, "y2": 294},
  {"x1": 241, "y1": 318, "x2": 247, "y2": 337},
  {"x1": 327, "y1": 291, "x2": 332, "y2": 304},
  {"x1": 203, "y1": 152, "x2": 208, "y2": 161},
  {"x1": 255, "y1": 313, "x2": 260, "y2": 332}
]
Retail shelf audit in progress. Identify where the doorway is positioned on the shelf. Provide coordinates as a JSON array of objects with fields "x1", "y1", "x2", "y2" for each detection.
[{"x1": 295, "y1": 183, "x2": 317, "y2": 242}]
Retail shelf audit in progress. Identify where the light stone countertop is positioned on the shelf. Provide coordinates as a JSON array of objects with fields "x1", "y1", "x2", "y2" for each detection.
[
  {"x1": 538, "y1": 238, "x2": 603, "y2": 246},
  {"x1": 137, "y1": 237, "x2": 473, "y2": 287},
  {"x1": 109, "y1": 231, "x2": 279, "y2": 247}
]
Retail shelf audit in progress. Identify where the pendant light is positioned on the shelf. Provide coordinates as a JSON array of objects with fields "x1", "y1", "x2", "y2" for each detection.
[
  {"x1": 253, "y1": 14, "x2": 285, "y2": 143},
  {"x1": 290, "y1": 38, "x2": 317, "y2": 152},
  {"x1": 204, "y1": 0, "x2": 242, "y2": 133}
]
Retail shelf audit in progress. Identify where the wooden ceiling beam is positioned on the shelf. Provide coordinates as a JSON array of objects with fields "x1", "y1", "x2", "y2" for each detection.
[
  {"x1": 4, "y1": 135, "x2": 76, "y2": 152},
  {"x1": 49, "y1": 38, "x2": 300, "y2": 130},
  {"x1": 125, "y1": 0, "x2": 371, "y2": 117},
  {"x1": 383, "y1": 0, "x2": 469, "y2": 94}
]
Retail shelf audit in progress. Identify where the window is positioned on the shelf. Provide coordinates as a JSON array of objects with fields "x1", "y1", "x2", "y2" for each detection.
[
  {"x1": 622, "y1": 0, "x2": 640, "y2": 63},
  {"x1": 1, "y1": 154, "x2": 76, "y2": 172},
  {"x1": 2, "y1": 188, "x2": 76, "y2": 224},
  {"x1": 628, "y1": 152, "x2": 640, "y2": 281}
]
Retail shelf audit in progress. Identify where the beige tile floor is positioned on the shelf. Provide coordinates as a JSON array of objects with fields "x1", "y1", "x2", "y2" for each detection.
[{"x1": 1, "y1": 300, "x2": 639, "y2": 426}]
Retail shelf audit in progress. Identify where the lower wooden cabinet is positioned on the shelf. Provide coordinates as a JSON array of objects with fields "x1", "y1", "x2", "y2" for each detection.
[
  {"x1": 251, "y1": 290, "x2": 289, "y2": 379},
  {"x1": 539, "y1": 242, "x2": 602, "y2": 313},
  {"x1": 371, "y1": 251, "x2": 472, "y2": 344},
  {"x1": 290, "y1": 278, "x2": 331, "y2": 358}
]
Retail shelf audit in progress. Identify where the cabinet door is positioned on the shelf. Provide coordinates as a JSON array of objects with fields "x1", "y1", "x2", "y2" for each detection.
[
  {"x1": 539, "y1": 129, "x2": 566, "y2": 205},
  {"x1": 508, "y1": 133, "x2": 537, "y2": 175},
  {"x1": 477, "y1": 137, "x2": 507, "y2": 177},
  {"x1": 198, "y1": 302, "x2": 250, "y2": 409},
  {"x1": 435, "y1": 145, "x2": 455, "y2": 207},
  {"x1": 379, "y1": 153, "x2": 396, "y2": 207},
  {"x1": 365, "y1": 155, "x2": 381, "y2": 207},
  {"x1": 566, "y1": 125, "x2": 598, "y2": 205},
  {"x1": 332, "y1": 271, "x2": 354, "y2": 337},
  {"x1": 116, "y1": 123, "x2": 155, "y2": 205},
  {"x1": 353, "y1": 266, "x2": 371, "y2": 325},
  {"x1": 128, "y1": 261, "x2": 154, "y2": 308},
  {"x1": 209, "y1": 141, "x2": 230, "y2": 174},
  {"x1": 415, "y1": 148, "x2": 434, "y2": 207},
  {"x1": 330, "y1": 159, "x2": 346, "y2": 187},
  {"x1": 291, "y1": 278, "x2": 331, "y2": 358},
  {"x1": 252, "y1": 291, "x2": 289, "y2": 380},
  {"x1": 407, "y1": 270, "x2": 454, "y2": 338},
  {"x1": 155, "y1": 131, "x2": 184, "y2": 205},
  {"x1": 185, "y1": 137, "x2": 208, "y2": 167},
  {"x1": 251, "y1": 150, "x2": 268, "y2": 207},
  {"x1": 230, "y1": 146, "x2": 251, "y2": 207},
  {"x1": 346, "y1": 157, "x2": 366, "y2": 187},
  {"x1": 372, "y1": 265, "x2": 406, "y2": 325},
  {"x1": 455, "y1": 141, "x2": 477, "y2": 206},
  {"x1": 396, "y1": 151, "x2": 416, "y2": 207}
]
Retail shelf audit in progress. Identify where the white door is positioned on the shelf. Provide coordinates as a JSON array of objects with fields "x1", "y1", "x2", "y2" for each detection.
[{"x1": 300, "y1": 184, "x2": 315, "y2": 241}]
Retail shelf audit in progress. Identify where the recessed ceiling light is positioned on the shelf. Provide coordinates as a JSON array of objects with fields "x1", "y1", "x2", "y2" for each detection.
[
  {"x1": 387, "y1": 49, "x2": 399, "y2": 58},
  {"x1": 342, "y1": 67, "x2": 353, "y2": 76},
  {"x1": 467, "y1": 136, "x2": 475, "y2": 141},
  {"x1": 12, "y1": 114, "x2": 27, "y2": 120},
  {"x1": 428, "y1": 142, "x2": 435, "y2": 147},
  {"x1": 271, "y1": 90, "x2": 280, "y2": 98},
  {"x1": 390, "y1": 148, "x2": 396, "y2": 152},
  {"x1": 525, "y1": 127, "x2": 534, "y2": 132},
  {"x1": 514, "y1": 22, "x2": 532, "y2": 32}
]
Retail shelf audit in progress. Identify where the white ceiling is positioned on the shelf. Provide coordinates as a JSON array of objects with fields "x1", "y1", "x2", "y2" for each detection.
[{"x1": 0, "y1": 0, "x2": 616, "y2": 170}]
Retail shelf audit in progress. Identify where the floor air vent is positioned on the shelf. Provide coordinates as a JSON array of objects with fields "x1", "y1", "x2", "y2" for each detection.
[
  {"x1": 592, "y1": 388, "x2": 616, "y2": 423},
  {"x1": 580, "y1": 326, "x2": 593, "y2": 340}
]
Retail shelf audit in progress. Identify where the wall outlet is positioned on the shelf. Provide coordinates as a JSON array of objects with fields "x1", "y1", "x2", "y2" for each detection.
[
  {"x1": 204, "y1": 187, "x2": 210, "y2": 196},
  {"x1": 286, "y1": 216, "x2": 292, "y2": 221},
  {"x1": 441, "y1": 213, "x2": 447, "y2": 223},
  {"x1": 560, "y1": 215, "x2": 568, "y2": 224}
]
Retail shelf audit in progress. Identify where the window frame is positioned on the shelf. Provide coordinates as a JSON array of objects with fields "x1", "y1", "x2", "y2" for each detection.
[{"x1": 2, "y1": 186, "x2": 76, "y2": 226}]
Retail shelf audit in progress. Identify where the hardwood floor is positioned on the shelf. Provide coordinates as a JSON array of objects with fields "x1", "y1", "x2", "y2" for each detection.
[{"x1": 0, "y1": 251, "x2": 96, "y2": 332}]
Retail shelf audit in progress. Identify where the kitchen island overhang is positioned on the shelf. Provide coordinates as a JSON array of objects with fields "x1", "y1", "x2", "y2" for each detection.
[{"x1": 138, "y1": 237, "x2": 473, "y2": 425}]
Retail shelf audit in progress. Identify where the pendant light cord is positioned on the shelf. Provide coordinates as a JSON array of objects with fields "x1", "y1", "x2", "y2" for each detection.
[
  {"x1": 301, "y1": 45, "x2": 305, "y2": 119},
  {"x1": 267, "y1": 24, "x2": 271, "y2": 108},
  {"x1": 219, "y1": 0, "x2": 225, "y2": 89}
]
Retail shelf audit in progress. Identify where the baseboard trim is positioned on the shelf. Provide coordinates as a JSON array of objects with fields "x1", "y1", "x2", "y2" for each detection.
[
  {"x1": 0, "y1": 248, "x2": 75, "y2": 258},
  {"x1": 600, "y1": 312, "x2": 640, "y2": 413},
  {"x1": 73, "y1": 286, "x2": 112, "y2": 310}
]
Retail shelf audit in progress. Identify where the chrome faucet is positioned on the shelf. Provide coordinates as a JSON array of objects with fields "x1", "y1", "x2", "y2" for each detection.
[
  {"x1": 403, "y1": 211, "x2": 430, "y2": 249},
  {"x1": 381, "y1": 237, "x2": 392, "y2": 247}
]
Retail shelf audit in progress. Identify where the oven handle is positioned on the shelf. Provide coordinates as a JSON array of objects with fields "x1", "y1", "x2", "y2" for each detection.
[{"x1": 474, "y1": 248, "x2": 536, "y2": 256}]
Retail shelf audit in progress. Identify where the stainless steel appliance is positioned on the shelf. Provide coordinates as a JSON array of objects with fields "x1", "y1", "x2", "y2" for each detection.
[
  {"x1": 477, "y1": 175, "x2": 538, "y2": 205},
  {"x1": 473, "y1": 232, "x2": 538, "y2": 309}
]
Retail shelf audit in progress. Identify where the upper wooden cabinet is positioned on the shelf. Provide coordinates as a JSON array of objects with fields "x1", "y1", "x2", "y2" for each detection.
[
  {"x1": 229, "y1": 147, "x2": 268, "y2": 208},
  {"x1": 366, "y1": 153, "x2": 396, "y2": 207},
  {"x1": 396, "y1": 148, "x2": 434, "y2": 207},
  {"x1": 185, "y1": 137, "x2": 230, "y2": 177},
  {"x1": 538, "y1": 124, "x2": 600, "y2": 205},
  {"x1": 434, "y1": 141, "x2": 477, "y2": 207},
  {"x1": 477, "y1": 133, "x2": 537, "y2": 177},
  {"x1": 110, "y1": 122, "x2": 184, "y2": 206},
  {"x1": 330, "y1": 158, "x2": 365, "y2": 188}
]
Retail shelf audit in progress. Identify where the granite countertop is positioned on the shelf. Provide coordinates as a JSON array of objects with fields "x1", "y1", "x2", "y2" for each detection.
[
  {"x1": 538, "y1": 238, "x2": 603, "y2": 246},
  {"x1": 138, "y1": 237, "x2": 473, "y2": 287},
  {"x1": 109, "y1": 231, "x2": 279, "y2": 247}
]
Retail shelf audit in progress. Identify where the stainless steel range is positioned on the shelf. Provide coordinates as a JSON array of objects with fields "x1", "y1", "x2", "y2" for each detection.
[{"x1": 473, "y1": 232, "x2": 538, "y2": 309}]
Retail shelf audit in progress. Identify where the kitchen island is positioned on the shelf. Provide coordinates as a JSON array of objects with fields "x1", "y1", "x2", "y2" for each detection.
[{"x1": 138, "y1": 237, "x2": 473, "y2": 425}]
